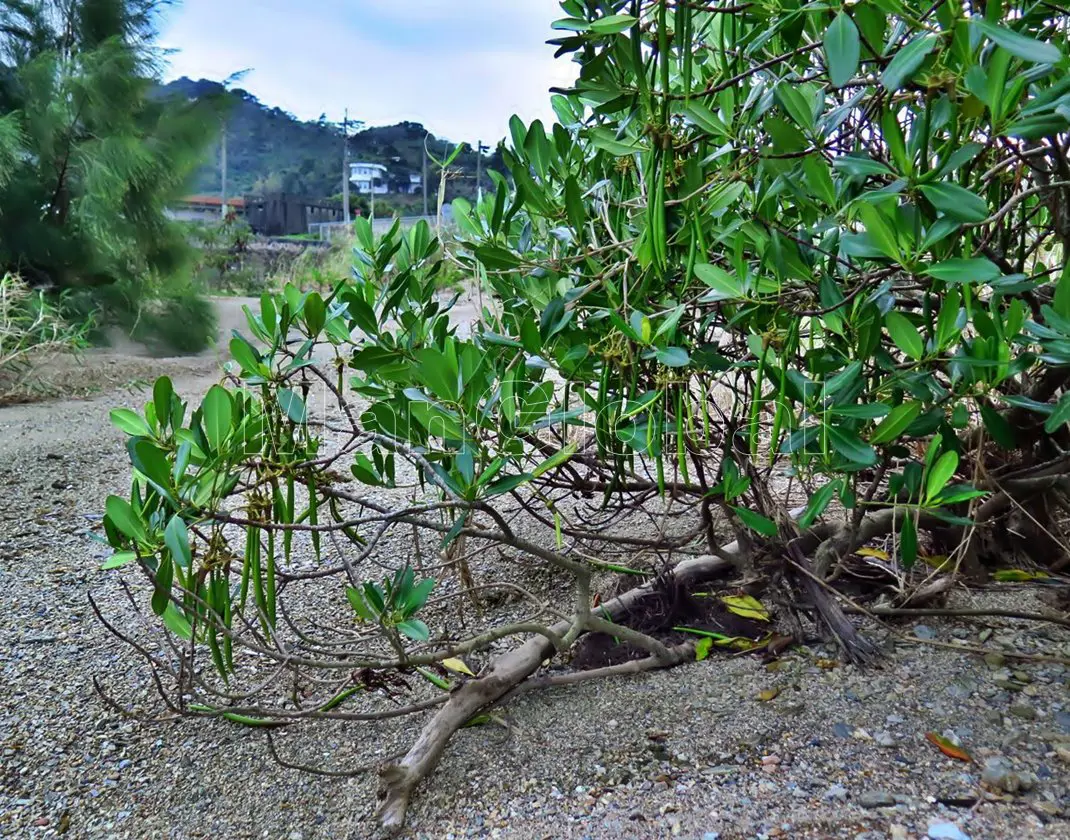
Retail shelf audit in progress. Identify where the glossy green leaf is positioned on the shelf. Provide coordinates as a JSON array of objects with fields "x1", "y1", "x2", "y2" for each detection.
[
  {"x1": 589, "y1": 13, "x2": 636, "y2": 35},
  {"x1": 110, "y1": 408, "x2": 151, "y2": 438},
  {"x1": 881, "y1": 34, "x2": 938, "y2": 92},
  {"x1": 278, "y1": 388, "x2": 308, "y2": 424},
  {"x1": 885, "y1": 312, "x2": 924, "y2": 360},
  {"x1": 924, "y1": 258, "x2": 1002, "y2": 285},
  {"x1": 824, "y1": 12, "x2": 861, "y2": 88},
  {"x1": 202, "y1": 386, "x2": 233, "y2": 450},
  {"x1": 694, "y1": 263, "x2": 745, "y2": 299},
  {"x1": 827, "y1": 425, "x2": 878, "y2": 465},
  {"x1": 925, "y1": 450, "x2": 960, "y2": 502},
  {"x1": 975, "y1": 19, "x2": 1063, "y2": 65},
  {"x1": 920, "y1": 183, "x2": 989, "y2": 223},
  {"x1": 733, "y1": 506, "x2": 779, "y2": 537},
  {"x1": 871, "y1": 402, "x2": 923, "y2": 444}
]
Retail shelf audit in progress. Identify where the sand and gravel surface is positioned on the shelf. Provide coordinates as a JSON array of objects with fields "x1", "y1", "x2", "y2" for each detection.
[{"x1": 2, "y1": 298, "x2": 1069, "y2": 840}]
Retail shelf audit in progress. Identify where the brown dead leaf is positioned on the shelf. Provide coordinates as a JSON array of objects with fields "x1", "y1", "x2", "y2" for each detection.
[{"x1": 925, "y1": 731, "x2": 972, "y2": 762}]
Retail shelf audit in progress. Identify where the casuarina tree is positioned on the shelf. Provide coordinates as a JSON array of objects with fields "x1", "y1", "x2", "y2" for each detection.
[{"x1": 0, "y1": 0, "x2": 222, "y2": 289}]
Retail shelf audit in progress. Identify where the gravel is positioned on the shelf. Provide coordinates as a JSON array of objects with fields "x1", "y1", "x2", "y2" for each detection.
[{"x1": 2, "y1": 301, "x2": 1069, "y2": 839}]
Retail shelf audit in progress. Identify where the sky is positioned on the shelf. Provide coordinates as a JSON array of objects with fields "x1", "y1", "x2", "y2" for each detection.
[{"x1": 157, "y1": 0, "x2": 578, "y2": 144}]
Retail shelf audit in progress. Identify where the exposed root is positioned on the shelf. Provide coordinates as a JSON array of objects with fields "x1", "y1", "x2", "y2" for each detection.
[{"x1": 374, "y1": 551, "x2": 740, "y2": 831}]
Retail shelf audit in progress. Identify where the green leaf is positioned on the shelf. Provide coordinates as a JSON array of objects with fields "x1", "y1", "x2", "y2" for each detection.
[
  {"x1": 202, "y1": 385, "x2": 233, "y2": 451},
  {"x1": 474, "y1": 244, "x2": 520, "y2": 270},
  {"x1": 881, "y1": 34, "x2": 938, "y2": 92},
  {"x1": 871, "y1": 401, "x2": 923, "y2": 444},
  {"x1": 564, "y1": 176, "x2": 585, "y2": 231},
  {"x1": 229, "y1": 336, "x2": 261, "y2": 372},
  {"x1": 857, "y1": 202, "x2": 900, "y2": 261},
  {"x1": 920, "y1": 183, "x2": 989, "y2": 223},
  {"x1": 105, "y1": 495, "x2": 146, "y2": 543},
  {"x1": 885, "y1": 312, "x2": 925, "y2": 360},
  {"x1": 834, "y1": 154, "x2": 894, "y2": 179},
  {"x1": 694, "y1": 263, "x2": 744, "y2": 299},
  {"x1": 397, "y1": 619, "x2": 431, "y2": 641},
  {"x1": 975, "y1": 19, "x2": 1063, "y2": 65},
  {"x1": 405, "y1": 578, "x2": 436, "y2": 614},
  {"x1": 980, "y1": 403, "x2": 1016, "y2": 449},
  {"x1": 824, "y1": 361, "x2": 863, "y2": 400},
  {"x1": 589, "y1": 13, "x2": 637, "y2": 34},
  {"x1": 519, "y1": 381, "x2": 555, "y2": 429},
  {"x1": 590, "y1": 127, "x2": 642, "y2": 156},
  {"x1": 303, "y1": 292, "x2": 326, "y2": 335},
  {"x1": 799, "y1": 481, "x2": 839, "y2": 529},
  {"x1": 732, "y1": 506, "x2": 779, "y2": 537},
  {"x1": 829, "y1": 403, "x2": 890, "y2": 420},
  {"x1": 152, "y1": 377, "x2": 174, "y2": 430},
  {"x1": 655, "y1": 347, "x2": 690, "y2": 368},
  {"x1": 926, "y1": 450, "x2": 960, "y2": 502},
  {"x1": 695, "y1": 637, "x2": 713, "y2": 662},
  {"x1": 278, "y1": 388, "x2": 308, "y2": 424},
  {"x1": 924, "y1": 258, "x2": 1002, "y2": 285},
  {"x1": 132, "y1": 440, "x2": 173, "y2": 491},
  {"x1": 164, "y1": 515, "x2": 192, "y2": 568},
  {"x1": 775, "y1": 82, "x2": 814, "y2": 132},
  {"x1": 162, "y1": 602, "x2": 192, "y2": 640},
  {"x1": 1044, "y1": 391, "x2": 1070, "y2": 433},
  {"x1": 110, "y1": 408, "x2": 151, "y2": 438},
  {"x1": 827, "y1": 425, "x2": 878, "y2": 466},
  {"x1": 532, "y1": 442, "x2": 578, "y2": 479},
  {"x1": 346, "y1": 586, "x2": 376, "y2": 622},
  {"x1": 824, "y1": 11, "x2": 861, "y2": 88},
  {"x1": 101, "y1": 550, "x2": 137, "y2": 570},
  {"x1": 484, "y1": 473, "x2": 533, "y2": 496},
  {"x1": 679, "y1": 102, "x2": 727, "y2": 137}
]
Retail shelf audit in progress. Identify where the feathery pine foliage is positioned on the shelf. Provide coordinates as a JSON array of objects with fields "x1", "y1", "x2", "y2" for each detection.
[{"x1": 0, "y1": 0, "x2": 223, "y2": 290}]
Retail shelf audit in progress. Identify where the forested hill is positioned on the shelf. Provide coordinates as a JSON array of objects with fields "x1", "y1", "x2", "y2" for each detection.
[{"x1": 164, "y1": 78, "x2": 503, "y2": 201}]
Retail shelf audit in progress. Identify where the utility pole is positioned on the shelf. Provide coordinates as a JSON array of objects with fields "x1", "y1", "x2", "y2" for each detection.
[
  {"x1": 475, "y1": 141, "x2": 489, "y2": 202},
  {"x1": 220, "y1": 125, "x2": 228, "y2": 219},
  {"x1": 422, "y1": 143, "x2": 429, "y2": 217},
  {"x1": 342, "y1": 109, "x2": 351, "y2": 226},
  {"x1": 475, "y1": 140, "x2": 482, "y2": 203}
]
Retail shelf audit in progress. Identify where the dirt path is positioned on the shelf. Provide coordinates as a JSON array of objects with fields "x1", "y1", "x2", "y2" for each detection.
[{"x1": 1, "y1": 298, "x2": 1067, "y2": 839}]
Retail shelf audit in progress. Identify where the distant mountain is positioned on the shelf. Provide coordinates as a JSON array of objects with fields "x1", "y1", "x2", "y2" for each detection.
[{"x1": 163, "y1": 78, "x2": 504, "y2": 204}]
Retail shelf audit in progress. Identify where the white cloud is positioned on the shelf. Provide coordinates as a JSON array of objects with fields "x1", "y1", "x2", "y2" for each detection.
[{"x1": 158, "y1": 0, "x2": 578, "y2": 143}]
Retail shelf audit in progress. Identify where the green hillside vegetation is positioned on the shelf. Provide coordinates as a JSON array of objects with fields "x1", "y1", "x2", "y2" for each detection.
[{"x1": 166, "y1": 78, "x2": 505, "y2": 204}]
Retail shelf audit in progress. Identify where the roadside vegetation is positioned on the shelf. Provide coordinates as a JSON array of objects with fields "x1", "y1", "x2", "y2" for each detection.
[{"x1": 0, "y1": 0, "x2": 224, "y2": 355}]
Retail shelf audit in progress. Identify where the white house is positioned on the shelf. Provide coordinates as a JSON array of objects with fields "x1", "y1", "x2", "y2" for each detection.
[
  {"x1": 350, "y1": 162, "x2": 389, "y2": 195},
  {"x1": 407, "y1": 173, "x2": 422, "y2": 195}
]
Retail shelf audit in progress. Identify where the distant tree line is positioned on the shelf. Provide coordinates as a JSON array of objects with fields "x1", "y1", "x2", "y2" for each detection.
[{"x1": 166, "y1": 78, "x2": 507, "y2": 203}]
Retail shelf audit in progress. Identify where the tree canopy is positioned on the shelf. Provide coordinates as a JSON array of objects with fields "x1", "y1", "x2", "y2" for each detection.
[{"x1": 0, "y1": 0, "x2": 221, "y2": 288}]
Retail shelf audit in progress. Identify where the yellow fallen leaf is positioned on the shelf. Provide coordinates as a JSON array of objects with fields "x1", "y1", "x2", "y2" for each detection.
[
  {"x1": 994, "y1": 569, "x2": 1050, "y2": 582},
  {"x1": 757, "y1": 687, "x2": 780, "y2": 702},
  {"x1": 442, "y1": 657, "x2": 475, "y2": 677},
  {"x1": 721, "y1": 594, "x2": 770, "y2": 622},
  {"x1": 856, "y1": 547, "x2": 890, "y2": 560}
]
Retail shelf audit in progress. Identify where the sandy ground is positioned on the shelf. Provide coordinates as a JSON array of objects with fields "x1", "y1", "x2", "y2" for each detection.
[{"x1": 1, "y1": 298, "x2": 1069, "y2": 840}]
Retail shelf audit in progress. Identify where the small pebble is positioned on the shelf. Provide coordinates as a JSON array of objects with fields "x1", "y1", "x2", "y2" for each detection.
[{"x1": 858, "y1": 790, "x2": 895, "y2": 808}]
